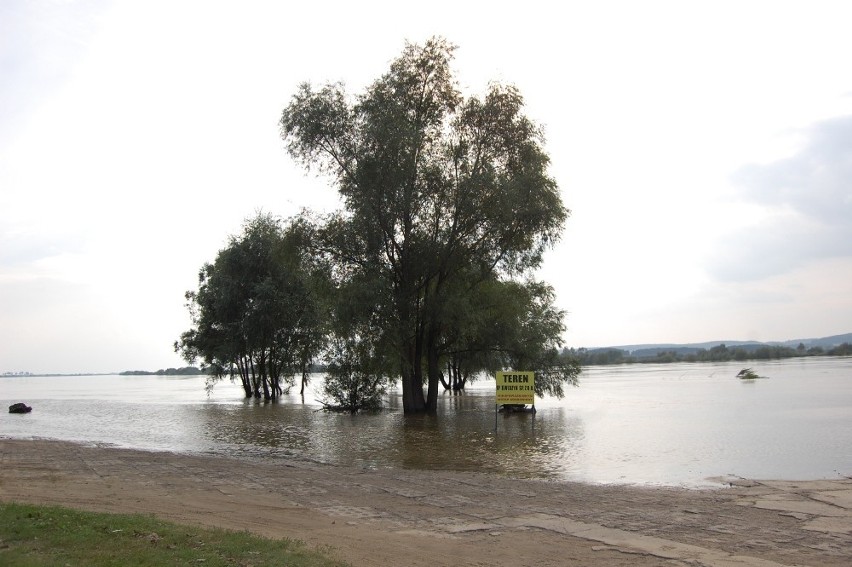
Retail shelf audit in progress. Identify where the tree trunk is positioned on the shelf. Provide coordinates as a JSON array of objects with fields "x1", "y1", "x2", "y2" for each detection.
[
  {"x1": 400, "y1": 340, "x2": 426, "y2": 413},
  {"x1": 439, "y1": 362, "x2": 452, "y2": 390},
  {"x1": 425, "y1": 326, "x2": 440, "y2": 412},
  {"x1": 299, "y1": 352, "x2": 310, "y2": 398},
  {"x1": 237, "y1": 358, "x2": 252, "y2": 398},
  {"x1": 257, "y1": 352, "x2": 271, "y2": 400},
  {"x1": 396, "y1": 260, "x2": 428, "y2": 413},
  {"x1": 249, "y1": 357, "x2": 261, "y2": 398}
]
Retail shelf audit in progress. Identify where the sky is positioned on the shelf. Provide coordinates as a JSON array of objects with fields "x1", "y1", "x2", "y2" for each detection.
[{"x1": 2, "y1": 0, "x2": 852, "y2": 373}]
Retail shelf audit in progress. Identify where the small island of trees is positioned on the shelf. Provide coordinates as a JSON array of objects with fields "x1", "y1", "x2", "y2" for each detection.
[{"x1": 175, "y1": 38, "x2": 580, "y2": 414}]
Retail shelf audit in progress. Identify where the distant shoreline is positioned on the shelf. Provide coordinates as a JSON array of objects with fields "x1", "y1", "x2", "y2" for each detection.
[
  {"x1": 1, "y1": 367, "x2": 204, "y2": 378},
  {"x1": 4, "y1": 350, "x2": 852, "y2": 378},
  {"x1": 118, "y1": 366, "x2": 204, "y2": 376},
  {"x1": 1, "y1": 372, "x2": 113, "y2": 378}
]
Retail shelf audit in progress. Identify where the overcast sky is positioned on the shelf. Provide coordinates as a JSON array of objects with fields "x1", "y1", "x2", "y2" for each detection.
[{"x1": 2, "y1": 0, "x2": 852, "y2": 373}]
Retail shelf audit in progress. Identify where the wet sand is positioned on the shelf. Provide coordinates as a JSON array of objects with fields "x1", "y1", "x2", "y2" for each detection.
[{"x1": 1, "y1": 439, "x2": 850, "y2": 566}]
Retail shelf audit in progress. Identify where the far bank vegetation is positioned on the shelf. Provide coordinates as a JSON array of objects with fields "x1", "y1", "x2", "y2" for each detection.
[{"x1": 567, "y1": 341, "x2": 852, "y2": 366}]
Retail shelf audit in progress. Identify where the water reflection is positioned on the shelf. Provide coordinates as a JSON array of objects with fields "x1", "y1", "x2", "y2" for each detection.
[
  {"x1": 2, "y1": 357, "x2": 851, "y2": 485},
  {"x1": 187, "y1": 388, "x2": 586, "y2": 480}
]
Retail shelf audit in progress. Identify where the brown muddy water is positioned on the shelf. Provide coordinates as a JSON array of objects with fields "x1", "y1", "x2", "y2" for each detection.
[{"x1": 2, "y1": 357, "x2": 851, "y2": 486}]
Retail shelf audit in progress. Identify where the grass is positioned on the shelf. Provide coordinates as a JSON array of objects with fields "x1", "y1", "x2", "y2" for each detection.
[{"x1": 0, "y1": 502, "x2": 349, "y2": 567}]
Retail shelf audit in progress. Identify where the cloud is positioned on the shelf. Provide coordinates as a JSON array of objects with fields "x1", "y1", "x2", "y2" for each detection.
[
  {"x1": 0, "y1": 229, "x2": 86, "y2": 271},
  {"x1": 708, "y1": 115, "x2": 852, "y2": 282},
  {"x1": 736, "y1": 116, "x2": 852, "y2": 224}
]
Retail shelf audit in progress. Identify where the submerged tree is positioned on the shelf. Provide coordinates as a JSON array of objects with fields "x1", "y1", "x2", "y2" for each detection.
[
  {"x1": 320, "y1": 313, "x2": 391, "y2": 413},
  {"x1": 321, "y1": 336, "x2": 388, "y2": 413},
  {"x1": 437, "y1": 277, "x2": 579, "y2": 396},
  {"x1": 317, "y1": 262, "x2": 394, "y2": 412},
  {"x1": 175, "y1": 213, "x2": 327, "y2": 400},
  {"x1": 281, "y1": 37, "x2": 573, "y2": 413}
]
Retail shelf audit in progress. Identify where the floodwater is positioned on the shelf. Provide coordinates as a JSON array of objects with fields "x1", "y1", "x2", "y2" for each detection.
[{"x1": 2, "y1": 357, "x2": 851, "y2": 487}]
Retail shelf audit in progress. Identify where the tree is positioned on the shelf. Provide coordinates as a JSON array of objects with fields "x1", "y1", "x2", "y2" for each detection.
[
  {"x1": 435, "y1": 276, "x2": 579, "y2": 396},
  {"x1": 320, "y1": 335, "x2": 388, "y2": 413},
  {"x1": 175, "y1": 213, "x2": 327, "y2": 400},
  {"x1": 827, "y1": 342, "x2": 852, "y2": 356},
  {"x1": 280, "y1": 215, "x2": 333, "y2": 396},
  {"x1": 497, "y1": 281, "x2": 580, "y2": 398},
  {"x1": 281, "y1": 38, "x2": 571, "y2": 413},
  {"x1": 316, "y1": 256, "x2": 395, "y2": 413}
]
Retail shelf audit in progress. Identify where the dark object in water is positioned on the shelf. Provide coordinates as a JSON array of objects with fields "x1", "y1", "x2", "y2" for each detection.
[
  {"x1": 736, "y1": 368, "x2": 763, "y2": 380},
  {"x1": 499, "y1": 404, "x2": 536, "y2": 413},
  {"x1": 9, "y1": 402, "x2": 32, "y2": 414}
]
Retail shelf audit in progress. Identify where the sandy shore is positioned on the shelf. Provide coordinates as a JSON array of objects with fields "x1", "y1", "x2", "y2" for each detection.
[{"x1": 1, "y1": 439, "x2": 850, "y2": 566}]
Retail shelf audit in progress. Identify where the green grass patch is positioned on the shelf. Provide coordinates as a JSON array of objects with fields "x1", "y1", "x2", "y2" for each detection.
[{"x1": 0, "y1": 502, "x2": 349, "y2": 567}]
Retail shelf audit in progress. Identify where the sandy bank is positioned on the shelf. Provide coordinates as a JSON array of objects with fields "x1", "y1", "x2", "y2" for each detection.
[{"x1": 1, "y1": 439, "x2": 849, "y2": 566}]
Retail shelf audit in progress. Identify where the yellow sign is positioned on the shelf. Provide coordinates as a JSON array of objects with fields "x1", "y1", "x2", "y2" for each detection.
[{"x1": 495, "y1": 371, "x2": 535, "y2": 405}]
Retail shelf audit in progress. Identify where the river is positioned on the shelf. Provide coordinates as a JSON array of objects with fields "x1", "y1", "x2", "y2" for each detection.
[{"x1": 2, "y1": 357, "x2": 851, "y2": 487}]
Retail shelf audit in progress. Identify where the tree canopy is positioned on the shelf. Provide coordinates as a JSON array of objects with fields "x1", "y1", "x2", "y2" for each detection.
[
  {"x1": 280, "y1": 38, "x2": 576, "y2": 413},
  {"x1": 175, "y1": 213, "x2": 327, "y2": 400}
]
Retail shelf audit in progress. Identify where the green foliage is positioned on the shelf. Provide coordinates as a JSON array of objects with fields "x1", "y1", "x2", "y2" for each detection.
[
  {"x1": 320, "y1": 336, "x2": 388, "y2": 413},
  {"x1": 737, "y1": 368, "x2": 763, "y2": 379},
  {"x1": 120, "y1": 367, "x2": 203, "y2": 376},
  {"x1": 565, "y1": 347, "x2": 629, "y2": 366},
  {"x1": 528, "y1": 348, "x2": 581, "y2": 399},
  {"x1": 0, "y1": 502, "x2": 347, "y2": 567},
  {"x1": 281, "y1": 37, "x2": 574, "y2": 413},
  {"x1": 470, "y1": 279, "x2": 578, "y2": 397},
  {"x1": 827, "y1": 342, "x2": 852, "y2": 356},
  {"x1": 318, "y1": 274, "x2": 392, "y2": 413},
  {"x1": 568, "y1": 341, "x2": 848, "y2": 366},
  {"x1": 175, "y1": 212, "x2": 328, "y2": 400}
]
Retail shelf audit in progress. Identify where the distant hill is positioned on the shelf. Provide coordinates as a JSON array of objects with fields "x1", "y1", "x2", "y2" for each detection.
[
  {"x1": 774, "y1": 333, "x2": 852, "y2": 349},
  {"x1": 591, "y1": 332, "x2": 852, "y2": 358}
]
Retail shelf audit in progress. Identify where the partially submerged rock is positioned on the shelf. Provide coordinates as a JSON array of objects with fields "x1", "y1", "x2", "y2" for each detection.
[{"x1": 8, "y1": 402, "x2": 32, "y2": 414}]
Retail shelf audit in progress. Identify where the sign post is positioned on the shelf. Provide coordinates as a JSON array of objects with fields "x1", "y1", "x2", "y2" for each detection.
[{"x1": 494, "y1": 371, "x2": 535, "y2": 433}]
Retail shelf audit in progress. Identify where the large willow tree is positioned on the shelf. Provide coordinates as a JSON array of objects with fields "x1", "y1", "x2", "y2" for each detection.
[{"x1": 281, "y1": 38, "x2": 571, "y2": 413}]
